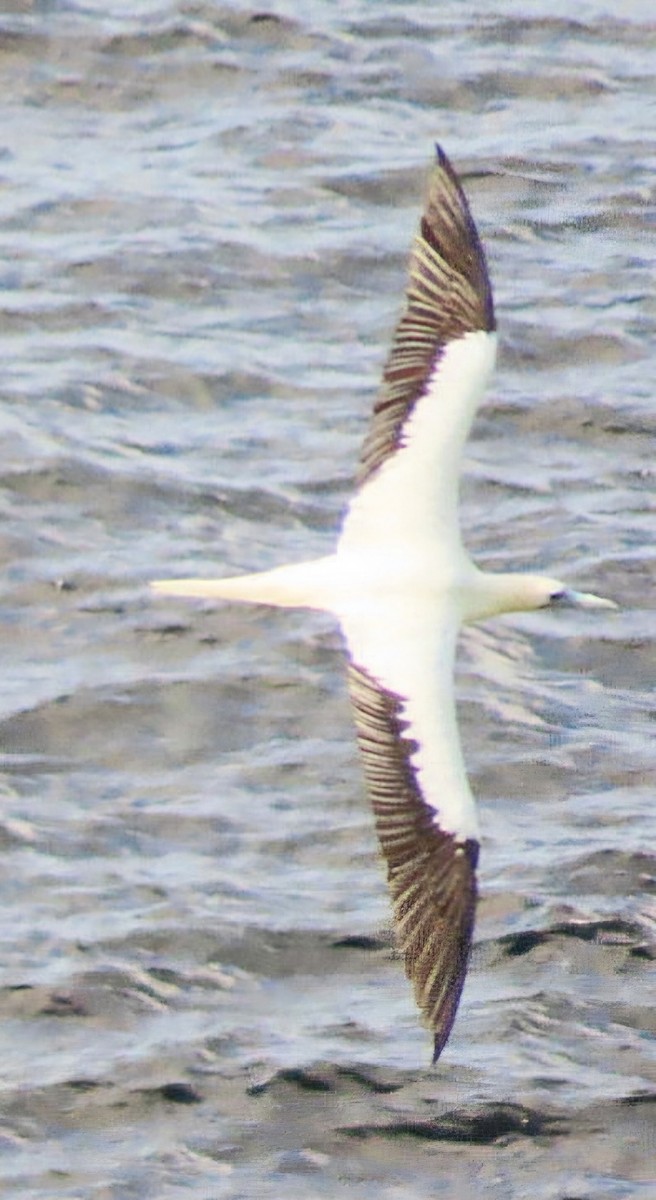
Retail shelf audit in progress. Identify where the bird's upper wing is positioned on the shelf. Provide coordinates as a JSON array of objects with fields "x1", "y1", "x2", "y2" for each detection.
[
  {"x1": 358, "y1": 144, "x2": 495, "y2": 487},
  {"x1": 339, "y1": 145, "x2": 497, "y2": 559}
]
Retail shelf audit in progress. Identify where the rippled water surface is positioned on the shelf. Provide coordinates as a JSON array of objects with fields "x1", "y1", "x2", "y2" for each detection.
[{"x1": 0, "y1": 2, "x2": 654, "y2": 1197}]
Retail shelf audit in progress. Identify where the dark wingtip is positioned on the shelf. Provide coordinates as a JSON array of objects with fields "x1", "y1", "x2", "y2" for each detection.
[
  {"x1": 433, "y1": 143, "x2": 458, "y2": 185},
  {"x1": 425, "y1": 143, "x2": 496, "y2": 335},
  {"x1": 431, "y1": 1027, "x2": 450, "y2": 1065},
  {"x1": 434, "y1": 142, "x2": 452, "y2": 171}
]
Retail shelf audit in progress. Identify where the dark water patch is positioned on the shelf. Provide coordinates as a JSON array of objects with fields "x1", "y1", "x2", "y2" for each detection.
[
  {"x1": 498, "y1": 915, "x2": 651, "y2": 956},
  {"x1": 141, "y1": 1079, "x2": 203, "y2": 1104},
  {"x1": 342, "y1": 1100, "x2": 567, "y2": 1144},
  {"x1": 267, "y1": 1066, "x2": 333, "y2": 1093},
  {"x1": 332, "y1": 933, "x2": 389, "y2": 951}
]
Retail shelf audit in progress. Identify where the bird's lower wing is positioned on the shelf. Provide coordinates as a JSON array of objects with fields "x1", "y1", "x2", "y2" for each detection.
[{"x1": 341, "y1": 604, "x2": 479, "y2": 1062}]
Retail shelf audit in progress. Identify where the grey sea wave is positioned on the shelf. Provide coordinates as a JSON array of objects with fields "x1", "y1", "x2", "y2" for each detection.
[{"x1": 0, "y1": 0, "x2": 654, "y2": 1196}]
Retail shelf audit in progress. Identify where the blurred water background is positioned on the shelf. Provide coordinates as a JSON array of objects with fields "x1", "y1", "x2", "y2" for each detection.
[{"x1": 0, "y1": 1, "x2": 654, "y2": 1197}]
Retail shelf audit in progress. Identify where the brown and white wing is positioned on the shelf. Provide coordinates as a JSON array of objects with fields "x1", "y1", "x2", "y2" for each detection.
[
  {"x1": 357, "y1": 143, "x2": 496, "y2": 489},
  {"x1": 341, "y1": 604, "x2": 480, "y2": 1063},
  {"x1": 339, "y1": 146, "x2": 497, "y2": 562}
]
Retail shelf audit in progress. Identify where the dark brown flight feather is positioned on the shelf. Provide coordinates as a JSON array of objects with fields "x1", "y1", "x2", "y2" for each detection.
[
  {"x1": 348, "y1": 663, "x2": 479, "y2": 1063},
  {"x1": 357, "y1": 144, "x2": 495, "y2": 487}
]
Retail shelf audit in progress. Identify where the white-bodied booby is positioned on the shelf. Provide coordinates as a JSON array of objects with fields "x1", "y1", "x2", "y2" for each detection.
[{"x1": 153, "y1": 146, "x2": 614, "y2": 1062}]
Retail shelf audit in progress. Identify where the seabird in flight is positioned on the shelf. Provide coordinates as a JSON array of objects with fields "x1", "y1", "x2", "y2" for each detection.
[{"x1": 153, "y1": 146, "x2": 615, "y2": 1062}]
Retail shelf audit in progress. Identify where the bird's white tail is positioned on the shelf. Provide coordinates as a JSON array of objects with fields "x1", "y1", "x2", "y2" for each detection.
[{"x1": 151, "y1": 555, "x2": 338, "y2": 611}]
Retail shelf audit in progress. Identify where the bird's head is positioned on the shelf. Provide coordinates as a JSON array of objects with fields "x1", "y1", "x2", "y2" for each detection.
[{"x1": 463, "y1": 570, "x2": 617, "y2": 621}]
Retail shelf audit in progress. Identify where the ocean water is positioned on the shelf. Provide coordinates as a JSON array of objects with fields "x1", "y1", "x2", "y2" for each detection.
[{"x1": 0, "y1": 2, "x2": 654, "y2": 1196}]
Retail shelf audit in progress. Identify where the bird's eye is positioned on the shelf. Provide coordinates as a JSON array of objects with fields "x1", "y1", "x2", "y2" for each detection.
[{"x1": 549, "y1": 588, "x2": 567, "y2": 605}]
